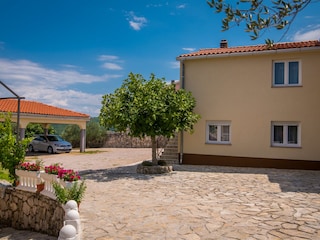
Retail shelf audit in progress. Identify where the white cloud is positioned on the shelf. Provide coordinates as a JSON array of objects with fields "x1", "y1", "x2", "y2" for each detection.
[
  {"x1": 0, "y1": 58, "x2": 121, "y2": 116},
  {"x1": 98, "y1": 54, "x2": 123, "y2": 70},
  {"x1": 0, "y1": 59, "x2": 109, "y2": 86},
  {"x1": 126, "y1": 11, "x2": 147, "y2": 31},
  {"x1": 177, "y1": 4, "x2": 186, "y2": 9},
  {"x1": 293, "y1": 26, "x2": 320, "y2": 41},
  {"x1": 98, "y1": 55, "x2": 119, "y2": 61},
  {"x1": 170, "y1": 61, "x2": 180, "y2": 69},
  {"x1": 102, "y1": 62, "x2": 123, "y2": 70},
  {"x1": 182, "y1": 47, "x2": 196, "y2": 52},
  {"x1": 146, "y1": 3, "x2": 169, "y2": 8}
]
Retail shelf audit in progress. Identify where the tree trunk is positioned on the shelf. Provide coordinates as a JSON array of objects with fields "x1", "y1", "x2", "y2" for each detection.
[{"x1": 151, "y1": 136, "x2": 157, "y2": 165}]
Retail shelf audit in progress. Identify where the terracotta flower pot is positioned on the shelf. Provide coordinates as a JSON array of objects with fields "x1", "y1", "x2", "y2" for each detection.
[{"x1": 36, "y1": 183, "x2": 45, "y2": 193}]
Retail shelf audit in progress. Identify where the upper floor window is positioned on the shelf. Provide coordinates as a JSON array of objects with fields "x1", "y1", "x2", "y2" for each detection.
[
  {"x1": 271, "y1": 122, "x2": 300, "y2": 147},
  {"x1": 273, "y1": 60, "x2": 301, "y2": 86},
  {"x1": 206, "y1": 121, "x2": 231, "y2": 144}
]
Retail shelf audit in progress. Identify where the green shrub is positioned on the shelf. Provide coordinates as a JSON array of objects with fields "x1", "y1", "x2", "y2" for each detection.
[
  {"x1": 157, "y1": 160, "x2": 168, "y2": 166},
  {"x1": 52, "y1": 181, "x2": 87, "y2": 204},
  {"x1": 0, "y1": 113, "x2": 29, "y2": 181},
  {"x1": 141, "y1": 161, "x2": 153, "y2": 166}
]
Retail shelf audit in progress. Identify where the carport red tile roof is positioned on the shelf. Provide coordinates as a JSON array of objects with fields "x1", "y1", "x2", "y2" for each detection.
[
  {"x1": 0, "y1": 99, "x2": 89, "y2": 118},
  {"x1": 177, "y1": 40, "x2": 320, "y2": 58}
]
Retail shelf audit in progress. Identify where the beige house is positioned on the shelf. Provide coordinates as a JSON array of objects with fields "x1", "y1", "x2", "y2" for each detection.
[{"x1": 176, "y1": 40, "x2": 320, "y2": 169}]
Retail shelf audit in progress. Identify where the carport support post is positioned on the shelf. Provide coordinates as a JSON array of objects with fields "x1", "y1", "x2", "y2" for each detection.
[
  {"x1": 19, "y1": 128, "x2": 25, "y2": 140},
  {"x1": 80, "y1": 129, "x2": 86, "y2": 152}
]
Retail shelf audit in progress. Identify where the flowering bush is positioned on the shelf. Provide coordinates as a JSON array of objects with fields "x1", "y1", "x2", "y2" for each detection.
[
  {"x1": 58, "y1": 169, "x2": 80, "y2": 182},
  {"x1": 45, "y1": 163, "x2": 63, "y2": 175},
  {"x1": 17, "y1": 160, "x2": 42, "y2": 171}
]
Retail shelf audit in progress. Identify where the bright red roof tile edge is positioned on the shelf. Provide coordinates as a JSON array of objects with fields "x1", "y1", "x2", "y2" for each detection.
[
  {"x1": 177, "y1": 40, "x2": 320, "y2": 58},
  {"x1": 0, "y1": 99, "x2": 90, "y2": 118}
]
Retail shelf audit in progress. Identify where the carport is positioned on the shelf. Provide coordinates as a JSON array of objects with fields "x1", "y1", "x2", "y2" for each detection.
[{"x1": 0, "y1": 98, "x2": 90, "y2": 152}]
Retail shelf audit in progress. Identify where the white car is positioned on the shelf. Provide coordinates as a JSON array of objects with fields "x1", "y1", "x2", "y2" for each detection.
[{"x1": 28, "y1": 134, "x2": 72, "y2": 154}]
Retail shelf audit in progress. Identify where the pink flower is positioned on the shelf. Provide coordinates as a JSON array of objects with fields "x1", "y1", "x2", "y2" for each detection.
[
  {"x1": 17, "y1": 162, "x2": 41, "y2": 171},
  {"x1": 45, "y1": 164, "x2": 63, "y2": 175},
  {"x1": 57, "y1": 169, "x2": 80, "y2": 181}
]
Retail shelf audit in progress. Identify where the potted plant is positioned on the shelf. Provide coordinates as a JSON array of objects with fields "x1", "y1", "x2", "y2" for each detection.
[
  {"x1": 16, "y1": 159, "x2": 43, "y2": 172},
  {"x1": 58, "y1": 169, "x2": 81, "y2": 188},
  {"x1": 15, "y1": 160, "x2": 43, "y2": 187},
  {"x1": 42, "y1": 163, "x2": 63, "y2": 188},
  {"x1": 52, "y1": 181, "x2": 87, "y2": 206}
]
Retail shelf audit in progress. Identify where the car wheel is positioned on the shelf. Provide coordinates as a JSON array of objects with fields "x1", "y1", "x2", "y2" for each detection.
[
  {"x1": 47, "y1": 146, "x2": 54, "y2": 154},
  {"x1": 28, "y1": 145, "x2": 34, "y2": 152}
]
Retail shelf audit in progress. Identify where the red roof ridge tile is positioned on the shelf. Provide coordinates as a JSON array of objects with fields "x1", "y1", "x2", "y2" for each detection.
[
  {"x1": 0, "y1": 99, "x2": 90, "y2": 118},
  {"x1": 178, "y1": 40, "x2": 320, "y2": 58}
]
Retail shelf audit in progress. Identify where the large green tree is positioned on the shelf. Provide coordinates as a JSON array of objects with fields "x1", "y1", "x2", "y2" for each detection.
[
  {"x1": 99, "y1": 73, "x2": 200, "y2": 164},
  {"x1": 207, "y1": 0, "x2": 313, "y2": 43}
]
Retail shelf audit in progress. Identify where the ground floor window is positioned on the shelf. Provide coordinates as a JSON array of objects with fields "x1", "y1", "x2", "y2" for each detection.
[
  {"x1": 271, "y1": 122, "x2": 300, "y2": 147},
  {"x1": 206, "y1": 121, "x2": 231, "y2": 144}
]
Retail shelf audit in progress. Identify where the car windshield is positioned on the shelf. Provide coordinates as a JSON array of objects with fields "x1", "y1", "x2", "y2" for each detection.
[{"x1": 46, "y1": 135, "x2": 64, "y2": 142}]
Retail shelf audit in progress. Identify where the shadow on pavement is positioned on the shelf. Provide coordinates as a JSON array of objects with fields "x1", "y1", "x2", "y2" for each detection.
[
  {"x1": 174, "y1": 164, "x2": 320, "y2": 194},
  {"x1": 80, "y1": 163, "x2": 320, "y2": 193},
  {"x1": 0, "y1": 226, "x2": 55, "y2": 240},
  {"x1": 79, "y1": 163, "x2": 168, "y2": 182}
]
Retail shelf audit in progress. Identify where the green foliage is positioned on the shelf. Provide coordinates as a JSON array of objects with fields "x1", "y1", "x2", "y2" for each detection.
[
  {"x1": 25, "y1": 123, "x2": 55, "y2": 138},
  {"x1": 99, "y1": 72, "x2": 200, "y2": 162},
  {"x1": 62, "y1": 119, "x2": 108, "y2": 148},
  {"x1": 157, "y1": 160, "x2": 168, "y2": 166},
  {"x1": 142, "y1": 161, "x2": 154, "y2": 166},
  {"x1": 62, "y1": 125, "x2": 80, "y2": 148},
  {"x1": 207, "y1": 0, "x2": 312, "y2": 41},
  {"x1": 100, "y1": 73, "x2": 200, "y2": 138},
  {"x1": 0, "y1": 113, "x2": 29, "y2": 180},
  {"x1": 85, "y1": 120, "x2": 108, "y2": 148},
  {"x1": 0, "y1": 167, "x2": 11, "y2": 182},
  {"x1": 51, "y1": 124, "x2": 68, "y2": 135},
  {"x1": 52, "y1": 182, "x2": 68, "y2": 204},
  {"x1": 52, "y1": 181, "x2": 87, "y2": 204}
]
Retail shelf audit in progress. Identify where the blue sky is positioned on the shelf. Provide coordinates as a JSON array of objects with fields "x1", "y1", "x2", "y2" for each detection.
[{"x1": 0, "y1": 0, "x2": 319, "y2": 116}]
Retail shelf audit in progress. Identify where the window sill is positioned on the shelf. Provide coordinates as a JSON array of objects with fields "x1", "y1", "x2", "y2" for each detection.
[
  {"x1": 206, "y1": 142, "x2": 231, "y2": 145},
  {"x1": 272, "y1": 84, "x2": 302, "y2": 88},
  {"x1": 271, "y1": 144, "x2": 301, "y2": 148}
]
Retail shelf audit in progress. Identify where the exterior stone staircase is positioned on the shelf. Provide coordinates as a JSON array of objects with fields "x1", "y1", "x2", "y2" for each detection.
[{"x1": 158, "y1": 134, "x2": 178, "y2": 165}]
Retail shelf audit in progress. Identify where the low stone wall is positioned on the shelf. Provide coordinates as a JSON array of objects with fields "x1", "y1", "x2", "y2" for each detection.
[
  {"x1": 0, "y1": 182, "x2": 64, "y2": 237},
  {"x1": 104, "y1": 132, "x2": 169, "y2": 148}
]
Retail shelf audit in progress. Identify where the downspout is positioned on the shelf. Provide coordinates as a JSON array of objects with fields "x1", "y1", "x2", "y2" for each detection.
[{"x1": 179, "y1": 61, "x2": 185, "y2": 164}]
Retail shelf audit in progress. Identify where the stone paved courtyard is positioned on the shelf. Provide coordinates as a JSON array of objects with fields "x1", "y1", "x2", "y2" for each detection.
[
  {"x1": 0, "y1": 149, "x2": 320, "y2": 239},
  {"x1": 79, "y1": 164, "x2": 320, "y2": 239}
]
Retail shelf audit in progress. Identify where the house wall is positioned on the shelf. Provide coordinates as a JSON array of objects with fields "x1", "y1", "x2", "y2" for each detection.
[{"x1": 180, "y1": 49, "x2": 320, "y2": 166}]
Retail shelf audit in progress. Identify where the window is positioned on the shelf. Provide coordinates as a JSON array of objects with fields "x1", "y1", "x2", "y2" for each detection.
[
  {"x1": 206, "y1": 121, "x2": 231, "y2": 144},
  {"x1": 273, "y1": 60, "x2": 301, "y2": 86},
  {"x1": 271, "y1": 122, "x2": 300, "y2": 147}
]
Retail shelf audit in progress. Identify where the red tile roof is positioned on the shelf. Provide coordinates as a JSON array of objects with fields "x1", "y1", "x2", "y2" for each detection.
[
  {"x1": 177, "y1": 40, "x2": 320, "y2": 58},
  {"x1": 0, "y1": 99, "x2": 90, "y2": 118}
]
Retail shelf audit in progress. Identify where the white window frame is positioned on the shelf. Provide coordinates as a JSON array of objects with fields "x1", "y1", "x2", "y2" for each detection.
[
  {"x1": 273, "y1": 60, "x2": 302, "y2": 86},
  {"x1": 206, "y1": 121, "x2": 231, "y2": 144},
  {"x1": 271, "y1": 122, "x2": 301, "y2": 148}
]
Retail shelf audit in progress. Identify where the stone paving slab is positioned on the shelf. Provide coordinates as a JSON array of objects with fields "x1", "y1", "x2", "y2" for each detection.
[
  {"x1": 1, "y1": 149, "x2": 320, "y2": 239},
  {"x1": 79, "y1": 164, "x2": 320, "y2": 240}
]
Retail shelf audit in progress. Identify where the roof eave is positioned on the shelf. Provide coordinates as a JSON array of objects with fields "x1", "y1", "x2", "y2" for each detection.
[
  {"x1": 0, "y1": 111, "x2": 90, "y2": 121},
  {"x1": 176, "y1": 46, "x2": 320, "y2": 61}
]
